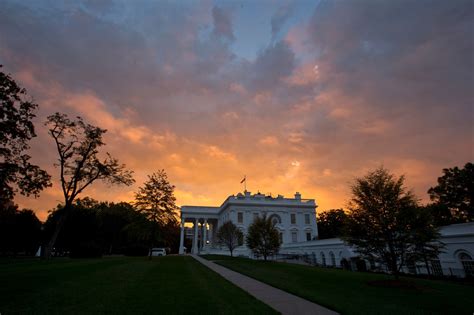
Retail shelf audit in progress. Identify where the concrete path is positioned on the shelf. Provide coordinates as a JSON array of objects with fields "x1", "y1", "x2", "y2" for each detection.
[{"x1": 192, "y1": 255, "x2": 339, "y2": 315}]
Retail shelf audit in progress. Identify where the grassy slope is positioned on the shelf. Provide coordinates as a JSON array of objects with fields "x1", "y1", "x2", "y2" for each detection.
[
  {"x1": 0, "y1": 256, "x2": 277, "y2": 314},
  {"x1": 202, "y1": 255, "x2": 474, "y2": 315}
]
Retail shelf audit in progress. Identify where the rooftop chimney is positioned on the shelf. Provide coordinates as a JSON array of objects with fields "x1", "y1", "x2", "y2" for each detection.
[{"x1": 295, "y1": 192, "x2": 301, "y2": 200}]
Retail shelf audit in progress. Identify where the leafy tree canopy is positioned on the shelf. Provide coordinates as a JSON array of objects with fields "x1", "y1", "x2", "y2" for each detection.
[
  {"x1": 0, "y1": 202, "x2": 42, "y2": 256},
  {"x1": 317, "y1": 208, "x2": 347, "y2": 239},
  {"x1": 246, "y1": 214, "x2": 280, "y2": 261},
  {"x1": 343, "y1": 167, "x2": 441, "y2": 277},
  {"x1": 44, "y1": 113, "x2": 134, "y2": 257},
  {"x1": 216, "y1": 221, "x2": 243, "y2": 257},
  {"x1": 134, "y1": 170, "x2": 178, "y2": 225},
  {"x1": 134, "y1": 170, "x2": 179, "y2": 255},
  {"x1": 428, "y1": 162, "x2": 473, "y2": 222},
  {"x1": 0, "y1": 65, "x2": 51, "y2": 205}
]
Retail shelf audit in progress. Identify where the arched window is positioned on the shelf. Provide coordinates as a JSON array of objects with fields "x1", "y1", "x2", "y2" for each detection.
[
  {"x1": 320, "y1": 252, "x2": 326, "y2": 266},
  {"x1": 459, "y1": 252, "x2": 474, "y2": 277},
  {"x1": 329, "y1": 251, "x2": 336, "y2": 266},
  {"x1": 269, "y1": 214, "x2": 282, "y2": 225},
  {"x1": 312, "y1": 252, "x2": 317, "y2": 265}
]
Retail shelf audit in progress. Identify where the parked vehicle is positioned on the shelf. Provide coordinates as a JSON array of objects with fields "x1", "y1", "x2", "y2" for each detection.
[{"x1": 150, "y1": 248, "x2": 167, "y2": 256}]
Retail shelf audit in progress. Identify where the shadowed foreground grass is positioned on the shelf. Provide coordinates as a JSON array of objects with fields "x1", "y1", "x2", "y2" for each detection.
[
  {"x1": 0, "y1": 256, "x2": 277, "y2": 314},
  {"x1": 202, "y1": 255, "x2": 474, "y2": 315}
]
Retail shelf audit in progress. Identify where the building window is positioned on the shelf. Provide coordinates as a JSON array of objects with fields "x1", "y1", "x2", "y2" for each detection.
[
  {"x1": 407, "y1": 260, "x2": 417, "y2": 274},
  {"x1": 321, "y1": 252, "x2": 326, "y2": 266},
  {"x1": 279, "y1": 232, "x2": 283, "y2": 244},
  {"x1": 306, "y1": 232, "x2": 311, "y2": 241},
  {"x1": 253, "y1": 213, "x2": 258, "y2": 221},
  {"x1": 269, "y1": 214, "x2": 282, "y2": 225},
  {"x1": 291, "y1": 213, "x2": 296, "y2": 224},
  {"x1": 305, "y1": 214, "x2": 310, "y2": 224},
  {"x1": 237, "y1": 212, "x2": 243, "y2": 223},
  {"x1": 291, "y1": 231, "x2": 297, "y2": 243},
  {"x1": 430, "y1": 259, "x2": 443, "y2": 276},
  {"x1": 459, "y1": 252, "x2": 474, "y2": 277},
  {"x1": 329, "y1": 251, "x2": 336, "y2": 266}
]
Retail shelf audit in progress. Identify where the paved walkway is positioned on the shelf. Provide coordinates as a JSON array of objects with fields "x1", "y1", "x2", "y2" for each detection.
[{"x1": 192, "y1": 255, "x2": 339, "y2": 315}]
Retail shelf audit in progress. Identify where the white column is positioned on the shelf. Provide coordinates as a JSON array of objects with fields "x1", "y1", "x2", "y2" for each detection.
[
  {"x1": 179, "y1": 218, "x2": 185, "y2": 254},
  {"x1": 209, "y1": 222, "x2": 213, "y2": 247},
  {"x1": 203, "y1": 219, "x2": 208, "y2": 249},
  {"x1": 192, "y1": 218, "x2": 199, "y2": 254}
]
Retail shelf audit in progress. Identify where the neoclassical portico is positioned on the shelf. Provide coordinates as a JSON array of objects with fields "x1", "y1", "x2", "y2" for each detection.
[
  {"x1": 179, "y1": 206, "x2": 220, "y2": 254},
  {"x1": 179, "y1": 191, "x2": 318, "y2": 256}
]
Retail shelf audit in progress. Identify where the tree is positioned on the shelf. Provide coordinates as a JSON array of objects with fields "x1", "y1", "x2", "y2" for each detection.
[
  {"x1": 0, "y1": 203, "x2": 42, "y2": 256},
  {"x1": 216, "y1": 221, "x2": 243, "y2": 257},
  {"x1": 407, "y1": 206, "x2": 444, "y2": 276},
  {"x1": 421, "y1": 203, "x2": 456, "y2": 227},
  {"x1": 246, "y1": 214, "x2": 281, "y2": 261},
  {"x1": 134, "y1": 170, "x2": 179, "y2": 257},
  {"x1": 44, "y1": 113, "x2": 134, "y2": 258},
  {"x1": 44, "y1": 198, "x2": 102, "y2": 258},
  {"x1": 317, "y1": 209, "x2": 347, "y2": 239},
  {"x1": 0, "y1": 65, "x2": 51, "y2": 207},
  {"x1": 428, "y1": 162, "x2": 474, "y2": 222},
  {"x1": 97, "y1": 201, "x2": 138, "y2": 255},
  {"x1": 343, "y1": 167, "x2": 422, "y2": 278}
]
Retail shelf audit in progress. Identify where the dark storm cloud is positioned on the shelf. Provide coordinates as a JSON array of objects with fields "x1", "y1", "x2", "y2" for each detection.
[
  {"x1": 271, "y1": 3, "x2": 295, "y2": 41},
  {"x1": 212, "y1": 5, "x2": 235, "y2": 41},
  {"x1": 249, "y1": 41, "x2": 296, "y2": 92},
  {"x1": 308, "y1": 0, "x2": 473, "y2": 113},
  {"x1": 1, "y1": 0, "x2": 472, "y2": 217}
]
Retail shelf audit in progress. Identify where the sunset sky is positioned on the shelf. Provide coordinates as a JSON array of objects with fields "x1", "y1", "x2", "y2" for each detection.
[{"x1": 1, "y1": 0, "x2": 473, "y2": 221}]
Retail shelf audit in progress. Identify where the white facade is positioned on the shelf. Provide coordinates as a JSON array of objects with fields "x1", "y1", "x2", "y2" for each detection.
[
  {"x1": 179, "y1": 191, "x2": 474, "y2": 278},
  {"x1": 179, "y1": 191, "x2": 317, "y2": 255},
  {"x1": 279, "y1": 222, "x2": 474, "y2": 278}
]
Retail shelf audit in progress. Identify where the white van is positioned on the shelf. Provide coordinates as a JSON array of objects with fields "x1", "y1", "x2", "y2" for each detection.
[{"x1": 150, "y1": 248, "x2": 167, "y2": 256}]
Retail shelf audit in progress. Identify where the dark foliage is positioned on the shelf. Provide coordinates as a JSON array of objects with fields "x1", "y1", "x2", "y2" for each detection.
[
  {"x1": 317, "y1": 209, "x2": 347, "y2": 239},
  {"x1": 0, "y1": 65, "x2": 51, "y2": 205},
  {"x1": 216, "y1": 221, "x2": 243, "y2": 257},
  {"x1": 406, "y1": 206, "x2": 445, "y2": 275},
  {"x1": 246, "y1": 214, "x2": 280, "y2": 261},
  {"x1": 44, "y1": 198, "x2": 151, "y2": 257},
  {"x1": 42, "y1": 196, "x2": 180, "y2": 257},
  {"x1": 421, "y1": 203, "x2": 458, "y2": 227},
  {"x1": 428, "y1": 162, "x2": 474, "y2": 222},
  {"x1": 343, "y1": 167, "x2": 442, "y2": 278},
  {"x1": 0, "y1": 202, "x2": 42, "y2": 256},
  {"x1": 134, "y1": 170, "x2": 179, "y2": 255},
  {"x1": 44, "y1": 113, "x2": 134, "y2": 257}
]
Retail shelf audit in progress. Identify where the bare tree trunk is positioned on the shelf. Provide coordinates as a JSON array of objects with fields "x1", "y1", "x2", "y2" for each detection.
[
  {"x1": 43, "y1": 205, "x2": 70, "y2": 259},
  {"x1": 392, "y1": 258, "x2": 399, "y2": 279},
  {"x1": 424, "y1": 256, "x2": 431, "y2": 277}
]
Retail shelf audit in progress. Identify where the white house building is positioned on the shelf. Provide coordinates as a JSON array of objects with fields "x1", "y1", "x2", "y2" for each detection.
[
  {"x1": 179, "y1": 191, "x2": 318, "y2": 255},
  {"x1": 179, "y1": 191, "x2": 474, "y2": 278},
  {"x1": 279, "y1": 222, "x2": 474, "y2": 278}
]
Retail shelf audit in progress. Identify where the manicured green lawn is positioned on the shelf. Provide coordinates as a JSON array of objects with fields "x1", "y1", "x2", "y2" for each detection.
[
  {"x1": 0, "y1": 256, "x2": 277, "y2": 314},
  {"x1": 203, "y1": 255, "x2": 474, "y2": 315}
]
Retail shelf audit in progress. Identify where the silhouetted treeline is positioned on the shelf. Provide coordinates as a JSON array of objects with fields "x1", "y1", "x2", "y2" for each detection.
[
  {"x1": 0, "y1": 198, "x2": 179, "y2": 258},
  {"x1": 317, "y1": 162, "x2": 474, "y2": 240},
  {"x1": 42, "y1": 198, "x2": 180, "y2": 258},
  {"x1": 0, "y1": 202, "x2": 42, "y2": 256}
]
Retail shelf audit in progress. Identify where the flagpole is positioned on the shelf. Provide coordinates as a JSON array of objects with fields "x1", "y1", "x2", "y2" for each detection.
[{"x1": 241, "y1": 175, "x2": 247, "y2": 192}]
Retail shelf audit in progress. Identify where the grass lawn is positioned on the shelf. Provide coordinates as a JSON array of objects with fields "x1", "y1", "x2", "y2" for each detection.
[
  {"x1": 0, "y1": 256, "x2": 277, "y2": 314},
  {"x1": 202, "y1": 255, "x2": 474, "y2": 315}
]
